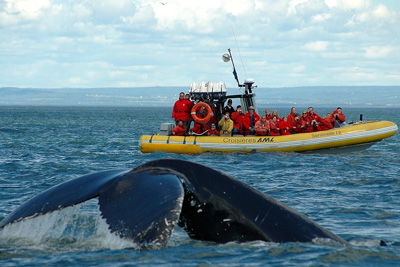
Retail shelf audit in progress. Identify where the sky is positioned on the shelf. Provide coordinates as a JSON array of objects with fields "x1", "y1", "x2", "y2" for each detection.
[{"x1": 1, "y1": 0, "x2": 399, "y2": 89}]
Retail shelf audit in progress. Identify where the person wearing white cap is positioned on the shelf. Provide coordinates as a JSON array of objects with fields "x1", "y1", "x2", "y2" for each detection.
[
  {"x1": 208, "y1": 123, "x2": 220, "y2": 136},
  {"x1": 243, "y1": 106, "x2": 260, "y2": 135}
]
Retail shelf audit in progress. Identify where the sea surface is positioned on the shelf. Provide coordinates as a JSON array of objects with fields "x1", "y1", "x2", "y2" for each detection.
[{"x1": 0, "y1": 106, "x2": 399, "y2": 266}]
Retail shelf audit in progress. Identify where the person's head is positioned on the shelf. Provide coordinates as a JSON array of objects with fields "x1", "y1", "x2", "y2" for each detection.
[
  {"x1": 185, "y1": 94, "x2": 190, "y2": 100},
  {"x1": 265, "y1": 109, "x2": 270, "y2": 115},
  {"x1": 308, "y1": 107, "x2": 314, "y2": 113},
  {"x1": 337, "y1": 107, "x2": 342, "y2": 114},
  {"x1": 211, "y1": 123, "x2": 216, "y2": 129},
  {"x1": 272, "y1": 115, "x2": 277, "y2": 121},
  {"x1": 178, "y1": 120, "x2": 183, "y2": 126},
  {"x1": 227, "y1": 99, "x2": 232, "y2": 106},
  {"x1": 326, "y1": 113, "x2": 331, "y2": 118},
  {"x1": 179, "y1": 92, "x2": 185, "y2": 99},
  {"x1": 283, "y1": 116, "x2": 288, "y2": 122},
  {"x1": 237, "y1": 105, "x2": 242, "y2": 112},
  {"x1": 261, "y1": 115, "x2": 267, "y2": 122},
  {"x1": 224, "y1": 112, "x2": 230, "y2": 119},
  {"x1": 272, "y1": 110, "x2": 278, "y2": 116},
  {"x1": 248, "y1": 106, "x2": 255, "y2": 114},
  {"x1": 302, "y1": 111, "x2": 307, "y2": 118},
  {"x1": 291, "y1": 107, "x2": 296, "y2": 113}
]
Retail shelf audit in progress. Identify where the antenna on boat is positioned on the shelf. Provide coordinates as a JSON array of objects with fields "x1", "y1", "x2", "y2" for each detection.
[
  {"x1": 231, "y1": 26, "x2": 247, "y2": 80},
  {"x1": 222, "y1": 49, "x2": 243, "y2": 88},
  {"x1": 222, "y1": 48, "x2": 258, "y2": 113}
]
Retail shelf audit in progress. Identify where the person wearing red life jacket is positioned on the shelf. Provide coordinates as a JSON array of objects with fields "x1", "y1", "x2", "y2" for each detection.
[
  {"x1": 172, "y1": 92, "x2": 192, "y2": 127},
  {"x1": 231, "y1": 105, "x2": 245, "y2": 135},
  {"x1": 278, "y1": 116, "x2": 291, "y2": 135},
  {"x1": 271, "y1": 110, "x2": 282, "y2": 122},
  {"x1": 307, "y1": 107, "x2": 322, "y2": 132},
  {"x1": 269, "y1": 116, "x2": 280, "y2": 136},
  {"x1": 332, "y1": 107, "x2": 346, "y2": 125},
  {"x1": 172, "y1": 120, "x2": 187, "y2": 136},
  {"x1": 255, "y1": 115, "x2": 270, "y2": 136},
  {"x1": 290, "y1": 113, "x2": 301, "y2": 133},
  {"x1": 287, "y1": 107, "x2": 300, "y2": 133},
  {"x1": 207, "y1": 123, "x2": 220, "y2": 136},
  {"x1": 320, "y1": 113, "x2": 335, "y2": 131},
  {"x1": 243, "y1": 106, "x2": 261, "y2": 135},
  {"x1": 265, "y1": 109, "x2": 272, "y2": 120},
  {"x1": 299, "y1": 111, "x2": 311, "y2": 133},
  {"x1": 287, "y1": 107, "x2": 296, "y2": 126}
]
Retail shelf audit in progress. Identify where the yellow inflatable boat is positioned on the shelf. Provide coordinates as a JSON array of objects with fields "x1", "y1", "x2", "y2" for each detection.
[
  {"x1": 139, "y1": 49, "x2": 398, "y2": 154},
  {"x1": 139, "y1": 120, "x2": 397, "y2": 154}
]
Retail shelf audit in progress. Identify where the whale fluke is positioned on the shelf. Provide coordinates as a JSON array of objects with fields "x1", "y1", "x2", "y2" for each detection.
[
  {"x1": 0, "y1": 159, "x2": 349, "y2": 248},
  {"x1": 134, "y1": 159, "x2": 349, "y2": 245}
]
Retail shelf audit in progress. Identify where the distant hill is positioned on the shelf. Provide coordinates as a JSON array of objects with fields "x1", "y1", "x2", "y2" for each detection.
[{"x1": 0, "y1": 86, "x2": 398, "y2": 107}]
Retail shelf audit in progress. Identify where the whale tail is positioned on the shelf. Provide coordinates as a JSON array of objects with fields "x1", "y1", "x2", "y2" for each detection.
[{"x1": 0, "y1": 159, "x2": 349, "y2": 248}]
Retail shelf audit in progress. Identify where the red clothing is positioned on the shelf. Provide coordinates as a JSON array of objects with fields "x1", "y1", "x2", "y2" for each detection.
[
  {"x1": 289, "y1": 117, "x2": 300, "y2": 133},
  {"x1": 308, "y1": 112, "x2": 322, "y2": 121},
  {"x1": 191, "y1": 122, "x2": 207, "y2": 134},
  {"x1": 208, "y1": 128, "x2": 220, "y2": 136},
  {"x1": 269, "y1": 121, "x2": 280, "y2": 136},
  {"x1": 172, "y1": 99, "x2": 193, "y2": 122},
  {"x1": 287, "y1": 112, "x2": 296, "y2": 126},
  {"x1": 231, "y1": 111, "x2": 245, "y2": 134},
  {"x1": 254, "y1": 120, "x2": 270, "y2": 136},
  {"x1": 307, "y1": 112, "x2": 322, "y2": 132},
  {"x1": 332, "y1": 110, "x2": 345, "y2": 124},
  {"x1": 299, "y1": 116, "x2": 311, "y2": 133},
  {"x1": 320, "y1": 117, "x2": 335, "y2": 131},
  {"x1": 172, "y1": 125, "x2": 186, "y2": 136},
  {"x1": 243, "y1": 112, "x2": 261, "y2": 134},
  {"x1": 265, "y1": 114, "x2": 272, "y2": 120},
  {"x1": 278, "y1": 120, "x2": 291, "y2": 135}
]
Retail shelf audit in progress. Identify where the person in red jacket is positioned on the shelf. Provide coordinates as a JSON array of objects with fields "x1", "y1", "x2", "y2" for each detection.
[
  {"x1": 269, "y1": 116, "x2": 280, "y2": 136},
  {"x1": 172, "y1": 120, "x2": 186, "y2": 136},
  {"x1": 299, "y1": 111, "x2": 311, "y2": 133},
  {"x1": 172, "y1": 92, "x2": 193, "y2": 127},
  {"x1": 289, "y1": 113, "x2": 301, "y2": 134},
  {"x1": 287, "y1": 107, "x2": 296, "y2": 126},
  {"x1": 278, "y1": 116, "x2": 291, "y2": 135},
  {"x1": 271, "y1": 110, "x2": 282, "y2": 122},
  {"x1": 207, "y1": 123, "x2": 220, "y2": 136},
  {"x1": 320, "y1": 113, "x2": 335, "y2": 131},
  {"x1": 243, "y1": 106, "x2": 260, "y2": 135},
  {"x1": 332, "y1": 107, "x2": 345, "y2": 125},
  {"x1": 255, "y1": 115, "x2": 270, "y2": 136},
  {"x1": 231, "y1": 105, "x2": 246, "y2": 135},
  {"x1": 307, "y1": 107, "x2": 322, "y2": 132},
  {"x1": 265, "y1": 109, "x2": 272, "y2": 120}
]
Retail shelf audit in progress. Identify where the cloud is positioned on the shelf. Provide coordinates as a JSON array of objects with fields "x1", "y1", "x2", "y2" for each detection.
[
  {"x1": 0, "y1": 0, "x2": 399, "y2": 88},
  {"x1": 303, "y1": 41, "x2": 329, "y2": 51},
  {"x1": 364, "y1": 46, "x2": 393, "y2": 58}
]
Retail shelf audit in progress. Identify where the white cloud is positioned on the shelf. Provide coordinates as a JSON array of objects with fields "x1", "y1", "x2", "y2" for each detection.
[
  {"x1": 303, "y1": 41, "x2": 329, "y2": 52},
  {"x1": 0, "y1": 0, "x2": 399, "y2": 88},
  {"x1": 364, "y1": 46, "x2": 393, "y2": 59}
]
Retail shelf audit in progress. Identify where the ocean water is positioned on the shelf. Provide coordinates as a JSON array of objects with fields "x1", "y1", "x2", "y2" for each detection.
[{"x1": 0, "y1": 105, "x2": 399, "y2": 266}]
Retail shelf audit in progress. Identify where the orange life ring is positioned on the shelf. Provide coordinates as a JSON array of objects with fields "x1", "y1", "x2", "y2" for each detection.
[{"x1": 191, "y1": 102, "x2": 212, "y2": 124}]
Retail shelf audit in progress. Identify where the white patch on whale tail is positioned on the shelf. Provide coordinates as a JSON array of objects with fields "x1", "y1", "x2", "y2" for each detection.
[{"x1": 0, "y1": 198, "x2": 137, "y2": 251}]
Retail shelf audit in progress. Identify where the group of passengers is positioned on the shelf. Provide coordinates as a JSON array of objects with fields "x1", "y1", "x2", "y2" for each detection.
[
  {"x1": 171, "y1": 92, "x2": 345, "y2": 136},
  {"x1": 248, "y1": 106, "x2": 346, "y2": 137}
]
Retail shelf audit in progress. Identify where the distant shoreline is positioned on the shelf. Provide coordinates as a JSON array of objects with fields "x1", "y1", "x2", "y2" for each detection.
[{"x1": 0, "y1": 86, "x2": 399, "y2": 108}]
